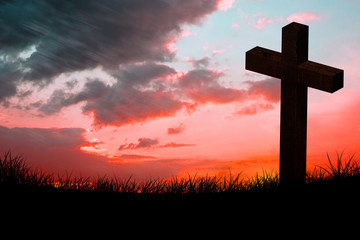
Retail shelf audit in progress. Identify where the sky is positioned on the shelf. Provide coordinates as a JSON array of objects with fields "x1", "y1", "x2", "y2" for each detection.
[{"x1": 0, "y1": 0, "x2": 359, "y2": 179}]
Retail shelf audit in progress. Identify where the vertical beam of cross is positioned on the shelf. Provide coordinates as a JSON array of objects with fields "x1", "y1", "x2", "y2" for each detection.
[
  {"x1": 245, "y1": 22, "x2": 344, "y2": 185},
  {"x1": 280, "y1": 23, "x2": 309, "y2": 185}
]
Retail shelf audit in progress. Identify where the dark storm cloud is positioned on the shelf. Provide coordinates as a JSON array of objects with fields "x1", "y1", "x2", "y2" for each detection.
[
  {"x1": 116, "y1": 62, "x2": 176, "y2": 87},
  {"x1": 0, "y1": 62, "x2": 20, "y2": 101},
  {"x1": 39, "y1": 80, "x2": 109, "y2": 115},
  {"x1": 1, "y1": 1, "x2": 280, "y2": 126},
  {"x1": 0, "y1": 0, "x2": 219, "y2": 99}
]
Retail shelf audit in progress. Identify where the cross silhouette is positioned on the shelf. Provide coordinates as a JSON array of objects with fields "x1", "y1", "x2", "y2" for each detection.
[{"x1": 245, "y1": 22, "x2": 344, "y2": 185}]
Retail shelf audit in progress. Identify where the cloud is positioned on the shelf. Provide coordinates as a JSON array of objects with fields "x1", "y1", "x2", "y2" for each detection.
[
  {"x1": 0, "y1": 0, "x2": 220, "y2": 101},
  {"x1": 255, "y1": 17, "x2": 283, "y2": 29},
  {"x1": 167, "y1": 123, "x2": 186, "y2": 135},
  {"x1": 245, "y1": 12, "x2": 317, "y2": 30},
  {"x1": 227, "y1": 77, "x2": 280, "y2": 117},
  {"x1": 217, "y1": 0, "x2": 235, "y2": 11},
  {"x1": 38, "y1": 60, "x2": 248, "y2": 127},
  {"x1": 186, "y1": 56, "x2": 211, "y2": 69},
  {"x1": 39, "y1": 62, "x2": 185, "y2": 126},
  {"x1": 159, "y1": 142, "x2": 196, "y2": 148},
  {"x1": 0, "y1": 125, "x2": 198, "y2": 179},
  {"x1": 231, "y1": 23, "x2": 241, "y2": 29},
  {"x1": 38, "y1": 64, "x2": 280, "y2": 127},
  {"x1": 0, "y1": 125, "x2": 111, "y2": 176},
  {"x1": 234, "y1": 103, "x2": 275, "y2": 116},
  {"x1": 117, "y1": 62, "x2": 177, "y2": 87},
  {"x1": 245, "y1": 78, "x2": 281, "y2": 103},
  {"x1": 181, "y1": 29, "x2": 198, "y2": 38},
  {"x1": 119, "y1": 138, "x2": 159, "y2": 150},
  {"x1": 119, "y1": 154, "x2": 158, "y2": 160},
  {"x1": 212, "y1": 49, "x2": 226, "y2": 55},
  {"x1": 82, "y1": 83, "x2": 184, "y2": 127},
  {"x1": 287, "y1": 12, "x2": 318, "y2": 24},
  {"x1": 178, "y1": 69, "x2": 246, "y2": 104},
  {"x1": 0, "y1": 62, "x2": 21, "y2": 102},
  {"x1": 0, "y1": 126, "x2": 85, "y2": 149},
  {"x1": 135, "y1": 138, "x2": 160, "y2": 149},
  {"x1": 36, "y1": 61, "x2": 284, "y2": 127},
  {"x1": 119, "y1": 137, "x2": 195, "y2": 150}
]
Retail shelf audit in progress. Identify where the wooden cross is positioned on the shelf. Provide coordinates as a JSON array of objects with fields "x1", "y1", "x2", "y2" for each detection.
[{"x1": 245, "y1": 22, "x2": 344, "y2": 185}]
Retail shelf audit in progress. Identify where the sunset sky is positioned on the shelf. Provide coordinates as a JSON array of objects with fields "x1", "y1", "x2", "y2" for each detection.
[{"x1": 0, "y1": 0, "x2": 359, "y2": 179}]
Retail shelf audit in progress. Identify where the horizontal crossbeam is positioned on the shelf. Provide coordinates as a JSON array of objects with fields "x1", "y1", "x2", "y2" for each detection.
[
  {"x1": 246, "y1": 47, "x2": 344, "y2": 93},
  {"x1": 299, "y1": 61, "x2": 344, "y2": 93},
  {"x1": 245, "y1": 47, "x2": 282, "y2": 79}
]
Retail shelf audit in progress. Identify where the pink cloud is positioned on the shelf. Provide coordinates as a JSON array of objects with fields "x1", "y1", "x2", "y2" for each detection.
[
  {"x1": 159, "y1": 142, "x2": 196, "y2": 148},
  {"x1": 287, "y1": 12, "x2": 318, "y2": 24},
  {"x1": 234, "y1": 103, "x2": 275, "y2": 116},
  {"x1": 231, "y1": 23, "x2": 240, "y2": 29},
  {"x1": 178, "y1": 69, "x2": 246, "y2": 104},
  {"x1": 246, "y1": 78, "x2": 281, "y2": 103},
  {"x1": 212, "y1": 49, "x2": 225, "y2": 55},
  {"x1": 0, "y1": 113, "x2": 8, "y2": 120},
  {"x1": 181, "y1": 29, "x2": 197, "y2": 38},
  {"x1": 255, "y1": 17, "x2": 283, "y2": 29},
  {"x1": 119, "y1": 154, "x2": 158, "y2": 160},
  {"x1": 164, "y1": 36, "x2": 179, "y2": 53},
  {"x1": 203, "y1": 42, "x2": 210, "y2": 51},
  {"x1": 217, "y1": 0, "x2": 235, "y2": 11}
]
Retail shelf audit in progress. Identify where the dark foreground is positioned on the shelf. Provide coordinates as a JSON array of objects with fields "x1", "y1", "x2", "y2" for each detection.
[
  {"x1": 2, "y1": 175, "x2": 360, "y2": 201},
  {"x1": 2, "y1": 177, "x2": 360, "y2": 223},
  {"x1": 2, "y1": 151, "x2": 360, "y2": 212}
]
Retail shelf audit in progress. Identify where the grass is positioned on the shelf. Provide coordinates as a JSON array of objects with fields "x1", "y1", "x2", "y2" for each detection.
[{"x1": 1, "y1": 150, "x2": 360, "y2": 198}]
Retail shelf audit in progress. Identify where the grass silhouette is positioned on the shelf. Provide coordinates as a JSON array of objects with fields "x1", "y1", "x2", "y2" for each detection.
[{"x1": 1, "y1": 150, "x2": 360, "y2": 199}]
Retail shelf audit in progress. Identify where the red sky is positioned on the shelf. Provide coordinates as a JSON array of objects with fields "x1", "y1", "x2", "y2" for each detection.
[{"x1": 0, "y1": 0, "x2": 359, "y2": 180}]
